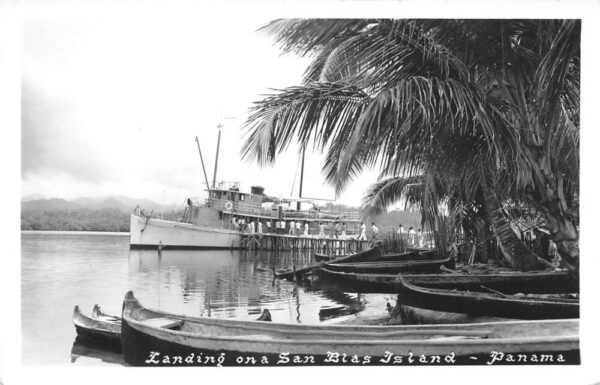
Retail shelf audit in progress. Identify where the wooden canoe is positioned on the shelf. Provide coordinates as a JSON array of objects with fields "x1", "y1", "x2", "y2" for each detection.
[
  {"x1": 321, "y1": 256, "x2": 454, "y2": 275},
  {"x1": 121, "y1": 291, "x2": 579, "y2": 366},
  {"x1": 277, "y1": 247, "x2": 383, "y2": 280},
  {"x1": 396, "y1": 276, "x2": 579, "y2": 320},
  {"x1": 314, "y1": 249, "x2": 439, "y2": 263},
  {"x1": 313, "y1": 269, "x2": 578, "y2": 294},
  {"x1": 314, "y1": 252, "x2": 346, "y2": 262},
  {"x1": 72, "y1": 305, "x2": 121, "y2": 347},
  {"x1": 377, "y1": 250, "x2": 439, "y2": 262}
]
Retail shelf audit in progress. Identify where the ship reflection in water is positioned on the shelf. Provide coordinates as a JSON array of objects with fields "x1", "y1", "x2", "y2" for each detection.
[{"x1": 127, "y1": 249, "x2": 372, "y2": 325}]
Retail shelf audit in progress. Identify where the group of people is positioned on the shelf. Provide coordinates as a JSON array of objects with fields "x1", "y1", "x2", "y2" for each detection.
[
  {"x1": 230, "y1": 217, "x2": 429, "y2": 247},
  {"x1": 395, "y1": 224, "x2": 426, "y2": 248},
  {"x1": 231, "y1": 217, "x2": 318, "y2": 237},
  {"x1": 231, "y1": 217, "x2": 265, "y2": 235},
  {"x1": 230, "y1": 216, "x2": 370, "y2": 241},
  {"x1": 356, "y1": 222, "x2": 379, "y2": 241}
]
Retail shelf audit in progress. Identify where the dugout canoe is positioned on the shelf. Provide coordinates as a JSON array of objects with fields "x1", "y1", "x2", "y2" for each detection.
[
  {"x1": 314, "y1": 252, "x2": 346, "y2": 262},
  {"x1": 397, "y1": 276, "x2": 579, "y2": 320},
  {"x1": 314, "y1": 249, "x2": 439, "y2": 263},
  {"x1": 278, "y1": 247, "x2": 383, "y2": 280},
  {"x1": 313, "y1": 269, "x2": 577, "y2": 294},
  {"x1": 121, "y1": 291, "x2": 579, "y2": 366},
  {"x1": 321, "y1": 256, "x2": 454, "y2": 275},
  {"x1": 72, "y1": 305, "x2": 121, "y2": 347}
]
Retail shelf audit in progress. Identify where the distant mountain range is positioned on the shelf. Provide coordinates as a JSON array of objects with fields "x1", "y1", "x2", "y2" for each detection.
[
  {"x1": 21, "y1": 195, "x2": 174, "y2": 213},
  {"x1": 20, "y1": 195, "x2": 186, "y2": 232}
]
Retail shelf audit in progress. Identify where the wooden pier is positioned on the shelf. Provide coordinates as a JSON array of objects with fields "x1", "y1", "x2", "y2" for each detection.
[{"x1": 240, "y1": 233, "x2": 370, "y2": 253}]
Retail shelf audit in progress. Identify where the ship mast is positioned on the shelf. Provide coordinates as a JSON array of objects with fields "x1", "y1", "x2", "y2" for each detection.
[
  {"x1": 212, "y1": 123, "x2": 222, "y2": 189},
  {"x1": 195, "y1": 136, "x2": 211, "y2": 192},
  {"x1": 211, "y1": 115, "x2": 236, "y2": 190}
]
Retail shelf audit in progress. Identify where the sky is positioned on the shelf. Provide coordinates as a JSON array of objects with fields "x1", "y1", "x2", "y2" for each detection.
[{"x1": 20, "y1": 7, "x2": 380, "y2": 207}]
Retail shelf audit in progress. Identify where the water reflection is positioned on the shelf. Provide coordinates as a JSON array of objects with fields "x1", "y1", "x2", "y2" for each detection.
[
  {"x1": 21, "y1": 232, "x2": 389, "y2": 366},
  {"x1": 70, "y1": 336, "x2": 125, "y2": 365},
  {"x1": 127, "y1": 248, "x2": 355, "y2": 324}
]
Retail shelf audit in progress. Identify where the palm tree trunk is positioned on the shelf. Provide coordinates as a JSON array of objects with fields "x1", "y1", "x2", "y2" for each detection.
[
  {"x1": 481, "y1": 184, "x2": 552, "y2": 271},
  {"x1": 527, "y1": 169, "x2": 579, "y2": 279}
]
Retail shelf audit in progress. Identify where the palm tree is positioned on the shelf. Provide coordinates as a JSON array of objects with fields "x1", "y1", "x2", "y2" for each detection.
[{"x1": 242, "y1": 19, "x2": 579, "y2": 274}]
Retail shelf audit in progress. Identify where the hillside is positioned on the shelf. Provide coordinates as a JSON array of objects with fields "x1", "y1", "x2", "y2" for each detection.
[
  {"x1": 21, "y1": 208, "x2": 130, "y2": 232},
  {"x1": 20, "y1": 196, "x2": 175, "y2": 232}
]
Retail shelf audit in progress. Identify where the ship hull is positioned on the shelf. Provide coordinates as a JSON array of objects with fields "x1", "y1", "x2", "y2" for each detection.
[{"x1": 129, "y1": 214, "x2": 242, "y2": 249}]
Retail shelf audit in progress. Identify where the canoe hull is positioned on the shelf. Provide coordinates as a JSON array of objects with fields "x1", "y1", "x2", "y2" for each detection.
[
  {"x1": 323, "y1": 257, "x2": 453, "y2": 275},
  {"x1": 277, "y1": 247, "x2": 383, "y2": 280},
  {"x1": 397, "y1": 277, "x2": 579, "y2": 320},
  {"x1": 121, "y1": 292, "x2": 579, "y2": 366},
  {"x1": 72, "y1": 306, "x2": 121, "y2": 349},
  {"x1": 74, "y1": 325, "x2": 121, "y2": 348},
  {"x1": 314, "y1": 269, "x2": 577, "y2": 295},
  {"x1": 121, "y1": 316, "x2": 579, "y2": 366}
]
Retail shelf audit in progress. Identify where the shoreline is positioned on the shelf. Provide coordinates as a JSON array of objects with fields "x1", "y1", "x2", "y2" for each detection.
[{"x1": 21, "y1": 230, "x2": 130, "y2": 236}]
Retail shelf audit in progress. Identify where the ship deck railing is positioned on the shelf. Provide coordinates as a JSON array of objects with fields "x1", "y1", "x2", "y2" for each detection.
[{"x1": 203, "y1": 198, "x2": 361, "y2": 222}]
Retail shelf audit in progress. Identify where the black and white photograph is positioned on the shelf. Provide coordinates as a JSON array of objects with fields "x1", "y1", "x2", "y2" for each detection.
[{"x1": 1, "y1": 0, "x2": 599, "y2": 384}]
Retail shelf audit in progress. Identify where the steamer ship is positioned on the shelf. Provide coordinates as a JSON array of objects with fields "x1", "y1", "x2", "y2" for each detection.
[
  {"x1": 129, "y1": 182, "x2": 362, "y2": 249},
  {"x1": 130, "y1": 132, "x2": 362, "y2": 249}
]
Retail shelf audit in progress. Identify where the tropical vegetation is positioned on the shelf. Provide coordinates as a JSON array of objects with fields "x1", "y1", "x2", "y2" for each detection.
[{"x1": 242, "y1": 19, "x2": 579, "y2": 275}]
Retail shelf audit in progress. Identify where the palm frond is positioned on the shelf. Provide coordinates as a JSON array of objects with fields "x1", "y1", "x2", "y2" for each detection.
[
  {"x1": 361, "y1": 175, "x2": 425, "y2": 218},
  {"x1": 241, "y1": 83, "x2": 369, "y2": 165}
]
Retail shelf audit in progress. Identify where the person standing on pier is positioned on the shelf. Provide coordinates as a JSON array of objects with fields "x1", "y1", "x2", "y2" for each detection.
[
  {"x1": 258, "y1": 221, "x2": 263, "y2": 236},
  {"x1": 318, "y1": 222, "x2": 325, "y2": 238},
  {"x1": 417, "y1": 229, "x2": 424, "y2": 248},
  {"x1": 249, "y1": 220, "x2": 255, "y2": 234},
  {"x1": 396, "y1": 224, "x2": 405, "y2": 238},
  {"x1": 396, "y1": 224, "x2": 406, "y2": 248},
  {"x1": 358, "y1": 222, "x2": 367, "y2": 240},
  {"x1": 371, "y1": 222, "x2": 379, "y2": 241},
  {"x1": 296, "y1": 221, "x2": 302, "y2": 236},
  {"x1": 333, "y1": 221, "x2": 342, "y2": 239},
  {"x1": 303, "y1": 222, "x2": 309, "y2": 236},
  {"x1": 341, "y1": 222, "x2": 347, "y2": 239},
  {"x1": 266, "y1": 220, "x2": 271, "y2": 234},
  {"x1": 289, "y1": 220, "x2": 296, "y2": 235},
  {"x1": 408, "y1": 227, "x2": 416, "y2": 247}
]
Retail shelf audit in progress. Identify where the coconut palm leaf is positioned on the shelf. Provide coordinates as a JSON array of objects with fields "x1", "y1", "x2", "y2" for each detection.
[{"x1": 241, "y1": 83, "x2": 369, "y2": 165}]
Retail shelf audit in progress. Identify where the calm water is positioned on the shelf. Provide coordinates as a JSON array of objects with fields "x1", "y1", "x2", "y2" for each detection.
[{"x1": 21, "y1": 231, "x2": 388, "y2": 366}]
